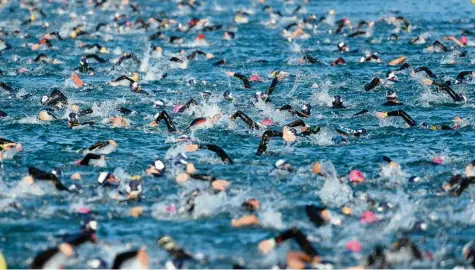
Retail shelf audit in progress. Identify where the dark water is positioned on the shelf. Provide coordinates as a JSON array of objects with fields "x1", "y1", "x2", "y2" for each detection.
[{"x1": 0, "y1": 0, "x2": 474, "y2": 268}]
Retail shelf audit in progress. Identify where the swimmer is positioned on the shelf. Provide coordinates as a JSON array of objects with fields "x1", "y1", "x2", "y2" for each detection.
[{"x1": 184, "y1": 143, "x2": 233, "y2": 164}]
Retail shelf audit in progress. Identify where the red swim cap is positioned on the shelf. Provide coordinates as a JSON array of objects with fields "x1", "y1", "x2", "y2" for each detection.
[
  {"x1": 360, "y1": 211, "x2": 376, "y2": 224},
  {"x1": 197, "y1": 33, "x2": 205, "y2": 40}
]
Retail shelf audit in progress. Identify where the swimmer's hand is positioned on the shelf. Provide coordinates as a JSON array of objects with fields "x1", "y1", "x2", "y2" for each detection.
[
  {"x1": 184, "y1": 144, "x2": 199, "y2": 152},
  {"x1": 282, "y1": 127, "x2": 296, "y2": 142},
  {"x1": 225, "y1": 71, "x2": 235, "y2": 77},
  {"x1": 423, "y1": 78, "x2": 433, "y2": 85},
  {"x1": 231, "y1": 214, "x2": 259, "y2": 227},
  {"x1": 258, "y1": 238, "x2": 276, "y2": 254},
  {"x1": 375, "y1": 112, "x2": 387, "y2": 119},
  {"x1": 312, "y1": 162, "x2": 322, "y2": 175},
  {"x1": 58, "y1": 243, "x2": 74, "y2": 257},
  {"x1": 176, "y1": 173, "x2": 190, "y2": 183},
  {"x1": 211, "y1": 179, "x2": 229, "y2": 191},
  {"x1": 149, "y1": 121, "x2": 158, "y2": 127},
  {"x1": 22, "y1": 175, "x2": 34, "y2": 185}
]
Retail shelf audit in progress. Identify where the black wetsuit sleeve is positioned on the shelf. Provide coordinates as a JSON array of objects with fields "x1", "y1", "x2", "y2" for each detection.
[
  {"x1": 0, "y1": 82, "x2": 12, "y2": 92},
  {"x1": 266, "y1": 77, "x2": 279, "y2": 96},
  {"x1": 301, "y1": 126, "x2": 321, "y2": 136},
  {"x1": 233, "y1": 73, "x2": 251, "y2": 89},
  {"x1": 79, "y1": 153, "x2": 101, "y2": 165},
  {"x1": 414, "y1": 66, "x2": 436, "y2": 78},
  {"x1": 304, "y1": 55, "x2": 318, "y2": 64},
  {"x1": 398, "y1": 63, "x2": 411, "y2": 71},
  {"x1": 285, "y1": 119, "x2": 306, "y2": 128},
  {"x1": 256, "y1": 130, "x2": 283, "y2": 156},
  {"x1": 78, "y1": 108, "x2": 93, "y2": 117},
  {"x1": 231, "y1": 111, "x2": 260, "y2": 130},
  {"x1": 354, "y1": 109, "x2": 368, "y2": 116},
  {"x1": 349, "y1": 31, "x2": 366, "y2": 38},
  {"x1": 112, "y1": 250, "x2": 139, "y2": 269},
  {"x1": 279, "y1": 104, "x2": 296, "y2": 114},
  {"x1": 273, "y1": 228, "x2": 318, "y2": 257},
  {"x1": 31, "y1": 247, "x2": 60, "y2": 269},
  {"x1": 154, "y1": 110, "x2": 177, "y2": 132},
  {"x1": 198, "y1": 144, "x2": 233, "y2": 164},
  {"x1": 85, "y1": 54, "x2": 107, "y2": 63},
  {"x1": 364, "y1": 77, "x2": 381, "y2": 91},
  {"x1": 434, "y1": 82, "x2": 464, "y2": 102},
  {"x1": 386, "y1": 110, "x2": 417, "y2": 126},
  {"x1": 66, "y1": 231, "x2": 95, "y2": 246},
  {"x1": 456, "y1": 71, "x2": 473, "y2": 82},
  {"x1": 178, "y1": 99, "x2": 198, "y2": 113},
  {"x1": 189, "y1": 173, "x2": 216, "y2": 182}
]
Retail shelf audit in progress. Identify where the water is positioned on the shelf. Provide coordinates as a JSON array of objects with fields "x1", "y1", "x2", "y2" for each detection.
[{"x1": 0, "y1": 0, "x2": 474, "y2": 268}]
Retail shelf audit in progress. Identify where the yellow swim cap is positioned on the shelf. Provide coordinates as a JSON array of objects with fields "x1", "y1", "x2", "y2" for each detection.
[{"x1": 0, "y1": 251, "x2": 7, "y2": 270}]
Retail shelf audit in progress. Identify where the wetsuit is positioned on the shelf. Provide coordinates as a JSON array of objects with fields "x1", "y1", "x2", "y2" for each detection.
[
  {"x1": 28, "y1": 167, "x2": 70, "y2": 192},
  {"x1": 432, "y1": 81, "x2": 466, "y2": 102},
  {"x1": 269, "y1": 228, "x2": 318, "y2": 257},
  {"x1": 414, "y1": 66, "x2": 437, "y2": 78},
  {"x1": 232, "y1": 73, "x2": 251, "y2": 89},
  {"x1": 178, "y1": 99, "x2": 197, "y2": 113},
  {"x1": 364, "y1": 77, "x2": 381, "y2": 91},
  {"x1": 278, "y1": 105, "x2": 310, "y2": 118},
  {"x1": 256, "y1": 124, "x2": 320, "y2": 155},
  {"x1": 153, "y1": 110, "x2": 177, "y2": 132},
  {"x1": 231, "y1": 111, "x2": 261, "y2": 130},
  {"x1": 196, "y1": 144, "x2": 233, "y2": 164}
]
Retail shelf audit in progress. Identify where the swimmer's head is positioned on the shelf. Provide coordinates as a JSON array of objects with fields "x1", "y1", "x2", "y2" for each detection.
[
  {"x1": 275, "y1": 159, "x2": 293, "y2": 171},
  {"x1": 386, "y1": 90, "x2": 397, "y2": 101},
  {"x1": 301, "y1": 103, "x2": 311, "y2": 115},
  {"x1": 153, "y1": 99, "x2": 165, "y2": 108},
  {"x1": 386, "y1": 71, "x2": 397, "y2": 82},
  {"x1": 332, "y1": 95, "x2": 343, "y2": 107},
  {"x1": 41, "y1": 95, "x2": 49, "y2": 104},
  {"x1": 80, "y1": 56, "x2": 87, "y2": 66},
  {"x1": 223, "y1": 91, "x2": 233, "y2": 101},
  {"x1": 131, "y1": 82, "x2": 141, "y2": 92}
]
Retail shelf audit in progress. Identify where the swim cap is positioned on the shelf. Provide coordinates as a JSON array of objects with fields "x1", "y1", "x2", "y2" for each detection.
[
  {"x1": 349, "y1": 170, "x2": 365, "y2": 183},
  {"x1": 97, "y1": 172, "x2": 108, "y2": 184},
  {"x1": 250, "y1": 74, "x2": 262, "y2": 82},
  {"x1": 197, "y1": 33, "x2": 205, "y2": 40},
  {"x1": 154, "y1": 100, "x2": 165, "y2": 108},
  {"x1": 346, "y1": 240, "x2": 362, "y2": 252},
  {"x1": 154, "y1": 159, "x2": 165, "y2": 171},
  {"x1": 461, "y1": 36, "x2": 468, "y2": 45},
  {"x1": 360, "y1": 211, "x2": 377, "y2": 224},
  {"x1": 87, "y1": 258, "x2": 107, "y2": 269},
  {"x1": 261, "y1": 118, "x2": 274, "y2": 126},
  {"x1": 41, "y1": 95, "x2": 49, "y2": 104},
  {"x1": 223, "y1": 91, "x2": 233, "y2": 100},
  {"x1": 386, "y1": 90, "x2": 397, "y2": 99},
  {"x1": 431, "y1": 156, "x2": 443, "y2": 165},
  {"x1": 275, "y1": 159, "x2": 287, "y2": 168},
  {"x1": 333, "y1": 95, "x2": 342, "y2": 104},
  {"x1": 173, "y1": 104, "x2": 184, "y2": 113},
  {"x1": 337, "y1": 42, "x2": 345, "y2": 49}
]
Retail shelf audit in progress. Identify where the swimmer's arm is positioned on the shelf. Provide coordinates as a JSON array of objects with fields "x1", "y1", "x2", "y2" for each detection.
[
  {"x1": 198, "y1": 144, "x2": 233, "y2": 164},
  {"x1": 230, "y1": 72, "x2": 251, "y2": 89},
  {"x1": 231, "y1": 111, "x2": 260, "y2": 129},
  {"x1": 444, "y1": 36, "x2": 465, "y2": 47},
  {"x1": 375, "y1": 110, "x2": 416, "y2": 127},
  {"x1": 279, "y1": 104, "x2": 296, "y2": 114},
  {"x1": 456, "y1": 71, "x2": 473, "y2": 82},
  {"x1": 285, "y1": 119, "x2": 306, "y2": 128},
  {"x1": 85, "y1": 54, "x2": 107, "y2": 63},
  {"x1": 364, "y1": 77, "x2": 381, "y2": 91},
  {"x1": 260, "y1": 228, "x2": 318, "y2": 256},
  {"x1": 178, "y1": 99, "x2": 197, "y2": 113},
  {"x1": 231, "y1": 214, "x2": 259, "y2": 227},
  {"x1": 414, "y1": 66, "x2": 436, "y2": 78},
  {"x1": 266, "y1": 76, "x2": 279, "y2": 96},
  {"x1": 256, "y1": 130, "x2": 283, "y2": 155}
]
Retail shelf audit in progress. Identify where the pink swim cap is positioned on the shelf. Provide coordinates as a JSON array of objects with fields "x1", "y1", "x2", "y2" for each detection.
[
  {"x1": 360, "y1": 211, "x2": 377, "y2": 224},
  {"x1": 250, "y1": 74, "x2": 262, "y2": 82},
  {"x1": 261, "y1": 118, "x2": 274, "y2": 126},
  {"x1": 166, "y1": 204, "x2": 176, "y2": 214},
  {"x1": 432, "y1": 156, "x2": 443, "y2": 165},
  {"x1": 173, "y1": 104, "x2": 184, "y2": 113},
  {"x1": 346, "y1": 240, "x2": 362, "y2": 252},
  {"x1": 349, "y1": 170, "x2": 364, "y2": 183},
  {"x1": 78, "y1": 207, "x2": 91, "y2": 214},
  {"x1": 461, "y1": 36, "x2": 468, "y2": 45}
]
